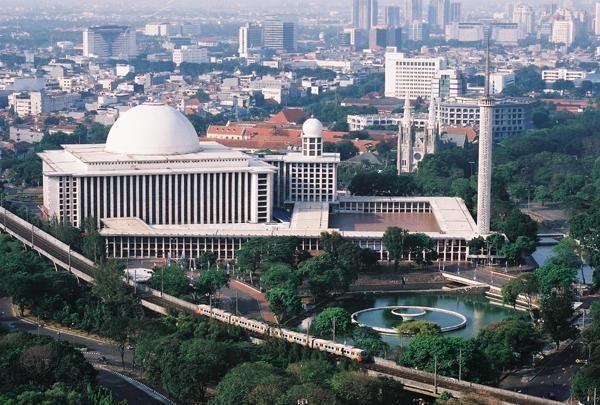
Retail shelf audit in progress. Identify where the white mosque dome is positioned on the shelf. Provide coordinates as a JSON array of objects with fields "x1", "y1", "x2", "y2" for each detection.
[
  {"x1": 301, "y1": 118, "x2": 324, "y2": 138},
  {"x1": 104, "y1": 103, "x2": 201, "y2": 155}
]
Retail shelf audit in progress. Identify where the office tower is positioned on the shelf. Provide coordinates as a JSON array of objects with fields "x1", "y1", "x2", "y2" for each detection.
[
  {"x1": 384, "y1": 6, "x2": 401, "y2": 27},
  {"x1": 407, "y1": 21, "x2": 430, "y2": 41},
  {"x1": 512, "y1": 4, "x2": 535, "y2": 38},
  {"x1": 83, "y1": 26, "x2": 137, "y2": 59},
  {"x1": 477, "y1": 33, "x2": 493, "y2": 235},
  {"x1": 369, "y1": 27, "x2": 402, "y2": 49},
  {"x1": 384, "y1": 50, "x2": 446, "y2": 99},
  {"x1": 449, "y1": 2, "x2": 461, "y2": 23},
  {"x1": 238, "y1": 23, "x2": 263, "y2": 58},
  {"x1": 263, "y1": 19, "x2": 296, "y2": 52},
  {"x1": 352, "y1": 0, "x2": 360, "y2": 27},
  {"x1": 403, "y1": 0, "x2": 423, "y2": 23},
  {"x1": 428, "y1": 0, "x2": 449, "y2": 29},
  {"x1": 550, "y1": 8, "x2": 576, "y2": 46},
  {"x1": 353, "y1": 0, "x2": 378, "y2": 30},
  {"x1": 595, "y1": 2, "x2": 600, "y2": 35}
]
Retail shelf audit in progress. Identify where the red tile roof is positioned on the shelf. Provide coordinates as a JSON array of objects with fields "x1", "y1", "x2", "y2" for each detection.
[{"x1": 267, "y1": 108, "x2": 307, "y2": 125}]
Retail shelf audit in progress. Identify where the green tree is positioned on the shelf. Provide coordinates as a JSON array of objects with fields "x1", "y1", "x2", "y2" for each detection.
[
  {"x1": 196, "y1": 251, "x2": 218, "y2": 270},
  {"x1": 299, "y1": 253, "x2": 356, "y2": 299},
  {"x1": 540, "y1": 291, "x2": 577, "y2": 350},
  {"x1": 211, "y1": 362, "x2": 290, "y2": 405},
  {"x1": 265, "y1": 287, "x2": 302, "y2": 322},
  {"x1": 323, "y1": 140, "x2": 359, "y2": 160},
  {"x1": 475, "y1": 317, "x2": 542, "y2": 373},
  {"x1": 148, "y1": 266, "x2": 192, "y2": 297},
  {"x1": 330, "y1": 372, "x2": 409, "y2": 405},
  {"x1": 280, "y1": 383, "x2": 338, "y2": 405},
  {"x1": 501, "y1": 272, "x2": 538, "y2": 313},
  {"x1": 400, "y1": 334, "x2": 495, "y2": 383},
  {"x1": 93, "y1": 260, "x2": 143, "y2": 368},
  {"x1": 310, "y1": 307, "x2": 353, "y2": 339},
  {"x1": 535, "y1": 261, "x2": 577, "y2": 296},
  {"x1": 81, "y1": 217, "x2": 105, "y2": 263},
  {"x1": 195, "y1": 270, "x2": 229, "y2": 297},
  {"x1": 498, "y1": 209, "x2": 538, "y2": 242},
  {"x1": 405, "y1": 233, "x2": 438, "y2": 265},
  {"x1": 382, "y1": 227, "x2": 408, "y2": 270},
  {"x1": 396, "y1": 320, "x2": 441, "y2": 336},
  {"x1": 286, "y1": 359, "x2": 335, "y2": 385},
  {"x1": 260, "y1": 263, "x2": 299, "y2": 290},
  {"x1": 352, "y1": 327, "x2": 390, "y2": 357}
]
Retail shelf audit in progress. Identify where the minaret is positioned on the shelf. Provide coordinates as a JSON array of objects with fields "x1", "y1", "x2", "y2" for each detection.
[{"x1": 477, "y1": 31, "x2": 494, "y2": 235}]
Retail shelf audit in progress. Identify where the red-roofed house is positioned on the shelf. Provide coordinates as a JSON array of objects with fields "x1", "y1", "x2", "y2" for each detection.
[{"x1": 267, "y1": 108, "x2": 307, "y2": 125}]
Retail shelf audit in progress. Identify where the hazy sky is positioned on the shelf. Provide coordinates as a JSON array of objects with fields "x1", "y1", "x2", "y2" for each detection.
[{"x1": 0, "y1": 0, "x2": 595, "y2": 13}]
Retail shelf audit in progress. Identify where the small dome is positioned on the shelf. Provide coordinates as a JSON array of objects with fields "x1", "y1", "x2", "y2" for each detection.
[
  {"x1": 105, "y1": 103, "x2": 201, "y2": 155},
  {"x1": 302, "y1": 118, "x2": 323, "y2": 138}
]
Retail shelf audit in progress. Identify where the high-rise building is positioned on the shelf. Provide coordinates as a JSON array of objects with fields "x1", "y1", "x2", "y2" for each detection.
[
  {"x1": 428, "y1": 0, "x2": 449, "y2": 30},
  {"x1": 353, "y1": 0, "x2": 378, "y2": 30},
  {"x1": 239, "y1": 23, "x2": 263, "y2": 58},
  {"x1": 263, "y1": 19, "x2": 296, "y2": 52},
  {"x1": 550, "y1": 8, "x2": 576, "y2": 46},
  {"x1": 512, "y1": 4, "x2": 535, "y2": 38},
  {"x1": 595, "y1": 2, "x2": 600, "y2": 35},
  {"x1": 384, "y1": 6, "x2": 401, "y2": 27},
  {"x1": 407, "y1": 21, "x2": 430, "y2": 41},
  {"x1": 384, "y1": 50, "x2": 446, "y2": 99},
  {"x1": 449, "y1": 1, "x2": 461, "y2": 23},
  {"x1": 403, "y1": 0, "x2": 423, "y2": 23},
  {"x1": 369, "y1": 27, "x2": 402, "y2": 49},
  {"x1": 432, "y1": 69, "x2": 465, "y2": 99},
  {"x1": 83, "y1": 26, "x2": 137, "y2": 59}
]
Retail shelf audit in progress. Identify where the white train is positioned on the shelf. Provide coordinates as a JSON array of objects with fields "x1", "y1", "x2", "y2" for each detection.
[{"x1": 194, "y1": 304, "x2": 367, "y2": 362}]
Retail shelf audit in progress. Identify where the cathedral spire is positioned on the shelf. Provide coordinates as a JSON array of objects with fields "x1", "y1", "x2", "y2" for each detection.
[
  {"x1": 402, "y1": 93, "x2": 412, "y2": 125},
  {"x1": 427, "y1": 93, "x2": 436, "y2": 131}
]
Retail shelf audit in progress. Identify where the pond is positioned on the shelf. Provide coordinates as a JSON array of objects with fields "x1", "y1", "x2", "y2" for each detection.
[{"x1": 350, "y1": 293, "x2": 519, "y2": 346}]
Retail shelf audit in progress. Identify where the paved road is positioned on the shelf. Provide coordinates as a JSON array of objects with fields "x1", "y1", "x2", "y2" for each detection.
[
  {"x1": 443, "y1": 263, "x2": 515, "y2": 287},
  {"x1": 499, "y1": 338, "x2": 583, "y2": 401},
  {"x1": 0, "y1": 295, "x2": 169, "y2": 404},
  {"x1": 220, "y1": 279, "x2": 276, "y2": 323}
]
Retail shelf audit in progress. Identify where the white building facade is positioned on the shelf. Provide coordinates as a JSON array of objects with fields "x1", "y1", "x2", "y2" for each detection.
[
  {"x1": 83, "y1": 26, "x2": 137, "y2": 59},
  {"x1": 39, "y1": 104, "x2": 485, "y2": 264},
  {"x1": 173, "y1": 46, "x2": 209, "y2": 66},
  {"x1": 384, "y1": 50, "x2": 446, "y2": 99},
  {"x1": 39, "y1": 104, "x2": 276, "y2": 227}
]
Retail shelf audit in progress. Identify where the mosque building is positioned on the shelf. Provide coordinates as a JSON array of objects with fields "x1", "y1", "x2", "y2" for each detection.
[{"x1": 40, "y1": 103, "x2": 482, "y2": 264}]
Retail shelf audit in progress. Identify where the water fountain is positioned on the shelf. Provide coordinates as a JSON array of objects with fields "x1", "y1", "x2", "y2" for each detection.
[{"x1": 351, "y1": 305, "x2": 467, "y2": 335}]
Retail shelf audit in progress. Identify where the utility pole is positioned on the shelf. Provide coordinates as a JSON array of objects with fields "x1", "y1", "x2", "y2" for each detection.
[
  {"x1": 235, "y1": 290, "x2": 238, "y2": 315},
  {"x1": 332, "y1": 317, "x2": 336, "y2": 343},
  {"x1": 161, "y1": 266, "x2": 164, "y2": 297},
  {"x1": 434, "y1": 355, "x2": 438, "y2": 394},
  {"x1": 68, "y1": 245, "x2": 71, "y2": 272},
  {"x1": 459, "y1": 348, "x2": 462, "y2": 381}
]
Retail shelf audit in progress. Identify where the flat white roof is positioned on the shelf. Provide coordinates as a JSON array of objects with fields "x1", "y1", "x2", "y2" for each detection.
[
  {"x1": 100, "y1": 196, "x2": 479, "y2": 240},
  {"x1": 39, "y1": 142, "x2": 276, "y2": 176}
]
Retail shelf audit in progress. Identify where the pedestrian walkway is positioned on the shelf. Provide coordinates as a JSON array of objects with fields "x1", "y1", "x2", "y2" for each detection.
[{"x1": 229, "y1": 279, "x2": 277, "y2": 323}]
